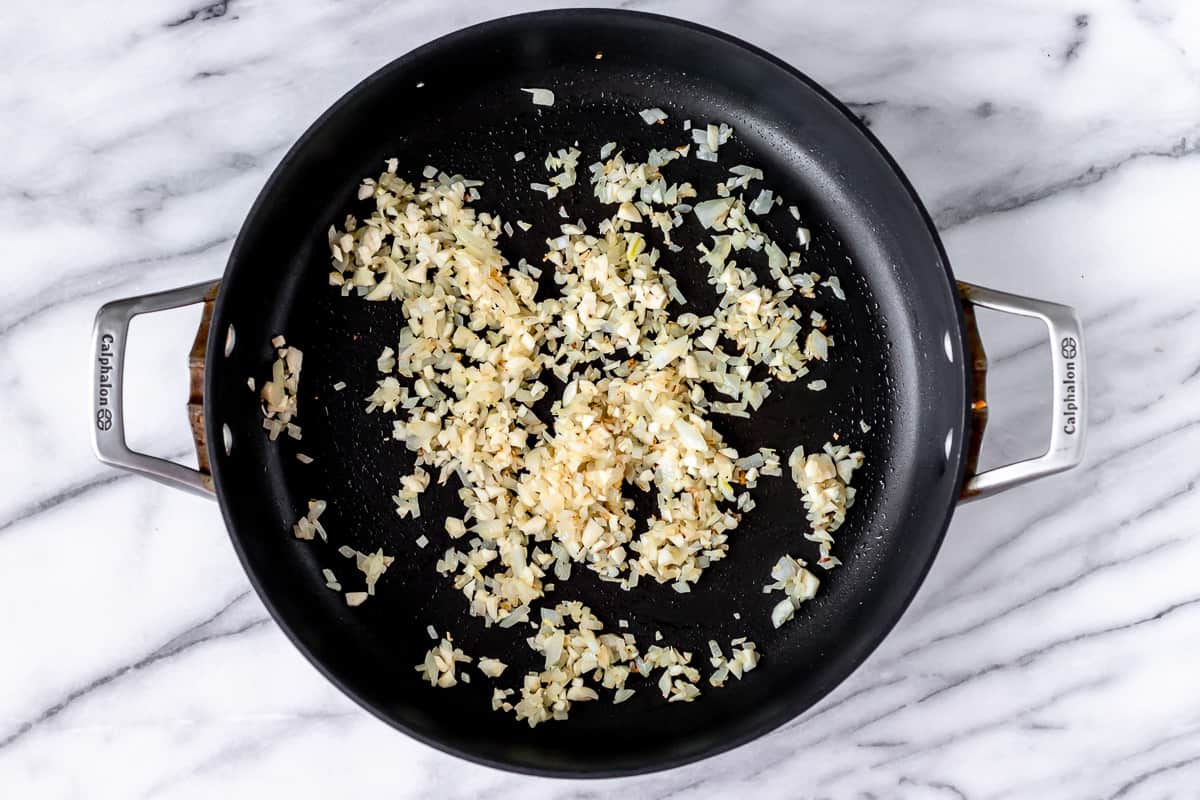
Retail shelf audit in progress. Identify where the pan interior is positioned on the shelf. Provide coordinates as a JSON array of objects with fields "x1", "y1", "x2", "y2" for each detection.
[{"x1": 207, "y1": 11, "x2": 967, "y2": 776}]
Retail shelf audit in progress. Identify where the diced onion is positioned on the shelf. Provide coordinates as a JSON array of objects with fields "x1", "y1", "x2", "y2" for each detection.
[
  {"x1": 522, "y1": 87, "x2": 555, "y2": 106},
  {"x1": 639, "y1": 107, "x2": 668, "y2": 125}
]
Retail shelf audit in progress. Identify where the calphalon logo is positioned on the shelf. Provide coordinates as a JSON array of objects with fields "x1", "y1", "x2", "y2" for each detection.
[
  {"x1": 1060, "y1": 336, "x2": 1079, "y2": 435},
  {"x1": 96, "y1": 333, "x2": 115, "y2": 431}
]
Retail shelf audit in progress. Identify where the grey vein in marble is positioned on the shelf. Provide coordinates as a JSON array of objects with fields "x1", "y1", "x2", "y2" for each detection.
[{"x1": 0, "y1": 591, "x2": 267, "y2": 750}]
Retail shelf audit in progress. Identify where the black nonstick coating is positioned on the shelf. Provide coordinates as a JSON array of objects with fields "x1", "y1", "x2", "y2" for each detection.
[{"x1": 205, "y1": 10, "x2": 969, "y2": 776}]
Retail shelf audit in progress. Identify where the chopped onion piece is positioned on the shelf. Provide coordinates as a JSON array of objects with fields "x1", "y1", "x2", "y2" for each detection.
[
  {"x1": 522, "y1": 87, "x2": 555, "y2": 106},
  {"x1": 771, "y1": 598, "x2": 795, "y2": 628},
  {"x1": 478, "y1": 657, "x2": 508, "y2": 678},
  {"x1": 693, "y1": 197, "x2": 734, "y2": 229},
  {"x1": 749, "y1": 189, "x2": 774, "y2": 215},
  {"x1": 617, "y1": 201, "x2": 642, "y2": 223},
  {"x1": 639, "y1": 107, "x2": 669, "y2": 125}
]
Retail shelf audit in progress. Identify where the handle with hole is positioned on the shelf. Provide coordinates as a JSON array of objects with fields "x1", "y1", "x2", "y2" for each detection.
[
  {"x1": 91, "y1": 280, "x2": 221, "y2": 498},
  {"x1": 959, "y1": 282, "x2": 1087, "y2": 501}
]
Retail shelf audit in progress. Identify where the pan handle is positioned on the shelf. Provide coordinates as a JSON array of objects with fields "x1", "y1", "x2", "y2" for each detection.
[
  {"x1": 91, "y1": 280, "x2": 221, "y2": 498},
  {"x1": 958, "y1": 282, "x2": 1086, "y2": 501}
]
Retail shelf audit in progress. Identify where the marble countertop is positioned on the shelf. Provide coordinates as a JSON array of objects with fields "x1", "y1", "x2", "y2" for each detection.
[{"x1": 3, "y1": 0, "x2": 1199, "y2": 797}]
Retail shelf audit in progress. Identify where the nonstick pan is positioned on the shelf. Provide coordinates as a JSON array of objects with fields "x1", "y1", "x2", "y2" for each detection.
[{"x1": 90, "y1": 9, "x2": 1087, "y2": 777}]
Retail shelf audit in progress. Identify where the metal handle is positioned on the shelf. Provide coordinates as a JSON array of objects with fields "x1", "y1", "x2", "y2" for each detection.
[
  {"x1": 959, "y1": 282, "x2": 1086, "y2": 501},
  {"x1": 91, "y1": 281, "x2": 221, "y2": 498}
]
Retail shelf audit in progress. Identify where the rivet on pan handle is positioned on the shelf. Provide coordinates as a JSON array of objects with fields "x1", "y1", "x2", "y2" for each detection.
[
  {"x1": 958, "y1": 282, "x2": 1087, "y2": 501},
  {"x1": 91, "y1": 280, "x2": 221, "y2": 498}
]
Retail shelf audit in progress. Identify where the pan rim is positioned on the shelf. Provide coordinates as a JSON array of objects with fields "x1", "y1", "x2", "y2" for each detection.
[{"x1": 206, "y1": 7, "x2": 970, "y2": 778}]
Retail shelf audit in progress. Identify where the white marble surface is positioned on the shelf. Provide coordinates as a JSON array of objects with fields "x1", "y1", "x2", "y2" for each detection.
[{"x1": 3, "y1": 0, "x2": 1199, "y2": 797}]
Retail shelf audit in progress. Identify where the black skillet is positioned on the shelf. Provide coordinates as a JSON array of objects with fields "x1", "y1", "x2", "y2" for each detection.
[{"x1": 91, "y1": 9, "x2": 1087, "y2": 776}]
